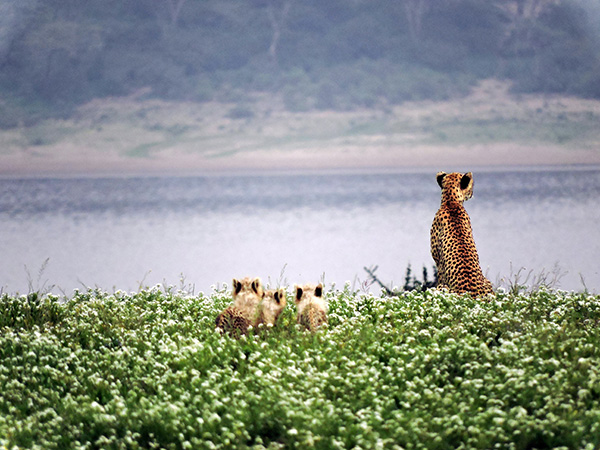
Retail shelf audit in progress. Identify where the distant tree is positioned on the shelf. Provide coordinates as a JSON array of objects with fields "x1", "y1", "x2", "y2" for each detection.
[
  {"x1": 495, "y1": 0, "x2": 600, "y2": 98},
  {"x1": 150, "y1": 0, "x2": 188, "y2": 27},
  {"x1": 22, "y1": 18, "x2": 103, "y2": 100},
  {"x1": 1, "y1": 0, "x2": 599, "y2": 125},
  {"x1": 245, "y1": 0, "x2": 293, "y2": 67},
  {"x1": 404, "y1": 0, "x2": 430, "y2": 42},
  {"x1": 266, "y1": 0, "x2": 293, "y2": 66},
  {"x1": 497, "y1": 0, "x2": 557, "y2": 55},
  {"x1": 0, "y1": 0, "x2": 39, "y2": 65}
]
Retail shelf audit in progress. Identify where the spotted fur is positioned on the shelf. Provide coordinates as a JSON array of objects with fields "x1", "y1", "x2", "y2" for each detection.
[
  {"x1": 431, "y1": 172, "x2": 493, "y2": 297},
  {"x1": 216, "y1": 277, "x2": 264, "y2": 336},
  {"x1": 294, "y1": 283, "x2": 327, "y2": 331},
  {"x1": 215, "y1": 306, "x2": 252, "y2": 336}
]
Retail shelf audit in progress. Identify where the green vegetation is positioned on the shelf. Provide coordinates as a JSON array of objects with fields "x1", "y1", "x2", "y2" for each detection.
[
  {"x1": 2, "y1": 79, "x2": 600, "y2": 164},
  {"x1": 1, "y1": 286, "x2": 600, "y2": 449},
  {"x1": 419, "y1": 113, "x2": 600, "y2": 147},
  {"x1": 2, "y1": 1, "x2": 600, "y2": 166},
  {"x1": 1, "y1": 0, "x2": 599, "y2": 126}
]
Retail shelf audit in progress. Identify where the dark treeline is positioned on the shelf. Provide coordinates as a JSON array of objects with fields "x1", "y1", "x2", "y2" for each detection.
[{"x1": 0, "y1": 0, "x2": 599, "y2": 127}]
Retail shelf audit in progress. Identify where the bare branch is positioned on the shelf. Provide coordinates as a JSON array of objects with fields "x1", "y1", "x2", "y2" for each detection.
[{"x1": 364, "y1": 266, "x2": 396, "y2": 296}]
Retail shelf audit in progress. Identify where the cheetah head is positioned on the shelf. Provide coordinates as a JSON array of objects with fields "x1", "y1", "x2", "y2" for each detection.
[
  {"x1": 233, "y1": 277, "x2": 264, "y2": 299},
  {"x1": 437, "y1": 171, "x2": 474, "y2": 203},
  {"x1": 294, "y1": 283, "x2": 325, "y2": 313},
  {"x1": 294, "y1": 283, "x2": 323, "y2": 303},
  {"x1": 263, "y1": 288, "x2": 287, "y2": 319}
]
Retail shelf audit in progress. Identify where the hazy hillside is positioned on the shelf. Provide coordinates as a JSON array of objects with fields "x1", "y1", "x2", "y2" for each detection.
[
  {"x1": 0, "y1": 0, "x2": 599, "y2": 127},
  {"x1": 1, "y1": 79, "x2": 599, "y2": 176}
]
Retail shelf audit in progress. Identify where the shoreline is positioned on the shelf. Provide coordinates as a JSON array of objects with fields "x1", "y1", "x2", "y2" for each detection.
[
  {"x1": 2, "y1": 79, "x2": 600, "y2": 178},
  {"x1": 1, "y1": 144, "x2": 599, "y2": 178}
]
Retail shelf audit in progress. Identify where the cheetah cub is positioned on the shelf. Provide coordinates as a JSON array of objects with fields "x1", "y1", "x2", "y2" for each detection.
[
  {"x1": 294, "y1": 283, "x2": 327, "y2": 331},
  {"x1": 255, "y1": 288, "x2": 287, "y2": 328},
  {"x1": 216, "y1": 277, "x2": 264, "y2": 336},
  {"x1": 431, "y1": 172, "x2": 493, "y2": 297}
]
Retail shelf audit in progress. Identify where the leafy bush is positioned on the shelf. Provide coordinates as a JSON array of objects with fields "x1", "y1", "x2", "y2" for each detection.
[{"x1": 1, "y1": 287, "x2": 599, "y2": 449}]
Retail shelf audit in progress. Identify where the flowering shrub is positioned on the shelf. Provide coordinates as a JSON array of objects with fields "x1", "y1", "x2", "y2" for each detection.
[{"x1": 1, "y1": 287, "x2": 599, "y2": 449}]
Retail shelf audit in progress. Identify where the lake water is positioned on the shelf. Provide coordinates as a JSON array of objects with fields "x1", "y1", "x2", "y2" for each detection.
[{"x1": 1, "y1": 167, "x2": 599, "y2": 295}]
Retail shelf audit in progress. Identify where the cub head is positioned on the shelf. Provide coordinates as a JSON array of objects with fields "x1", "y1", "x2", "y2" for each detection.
[
  {"x1": 437, "y1": 171, "x2": 474, "y2": 203},
  {"x1": 232, "y1": 277, "x2": 264, "y2": 299},
  {"x1": 294, "y1": 283, "x2": 325, "y2": 311},
  {"x1": 265, "y1": 288, "x2": 287, "y2": 308},
  {"x1": 262, "y1": 288, "x2": 287, "y2": 322}
]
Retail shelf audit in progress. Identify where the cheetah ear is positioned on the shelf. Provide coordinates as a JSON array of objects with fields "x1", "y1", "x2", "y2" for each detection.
[
  {"x1": 251, "y1": 278, "x2": 262, "y2": 295},
  {"x1": 233, "y1": 279, "x2": 242, "y2": 295},
  {"x1": 315, "y1": 283, "x2": 323, "y2": 297},
  {"x1": 274, "y1": 289, "x2": 285, "y2": 304},
  {"x1": 436, "y1": 172, "x2": 447, "y2": 189},
  {"x1": 295, "y1": 286, "x2": 303, "y2": 302},
  {"x1": 460, "y1": 172, "x2": 473, "y2": 191}
]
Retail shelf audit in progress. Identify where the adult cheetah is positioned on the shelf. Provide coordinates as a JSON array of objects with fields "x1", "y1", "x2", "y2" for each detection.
[{"x1": 431, "y1": 172, "x2": 493, "y2": 297}]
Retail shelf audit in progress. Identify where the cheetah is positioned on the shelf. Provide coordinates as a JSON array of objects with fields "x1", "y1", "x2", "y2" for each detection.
[
  {"x1": 431, "y1": 172, "x2": 493, "y2": 297},
  {"x1": 294, "y1": 283, "x2": 327, "y2": 331},
  {"x1": 216, "y1": 277, "x2": 264, "y2": 336},
  {"x1": 255, "y1": 288, "x2": 287, "y2": 328}
]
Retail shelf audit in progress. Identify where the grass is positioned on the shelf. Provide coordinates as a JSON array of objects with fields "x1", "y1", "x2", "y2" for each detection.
[
  {"x1": 418, "y1": 114, "x2": 600, "y2": 147},
  {"x1": 1, "y1": 286, "x2": 600, "y2": 449}
]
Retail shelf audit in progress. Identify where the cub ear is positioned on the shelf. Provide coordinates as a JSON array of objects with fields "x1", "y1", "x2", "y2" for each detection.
[
  {"x1": 460, "y1": 172, "x2": 473, "y2": 191},
  {"x1": 233, "y1": 279, "x2": 242, "y2": 295},
  {"x1": 294, "y1": 286, "x2": 303, "y2": 302},
  {"x1": 315, "y1": 283, "x2": 323, "y2": 297},
  {"x1": 274, "y1": 289, "x2": 286, "y2": 304},
  {"x1": 251, "y1": 278, "x2": 262, "y2": 295},
  {"x1": 436, "y1": 172, "x2": 447, "y2": 189}
]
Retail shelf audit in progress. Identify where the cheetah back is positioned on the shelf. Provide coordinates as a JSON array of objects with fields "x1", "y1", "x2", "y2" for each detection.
[
  {"x1": 298, "y1": 303, "x2": 327, "y2": 332},
  {"x1": 215, "y1": 306, "x2": 251, "y2": 336},
  {"x1": 431, "y1": 172, "x2": 493, "y2": 297}
]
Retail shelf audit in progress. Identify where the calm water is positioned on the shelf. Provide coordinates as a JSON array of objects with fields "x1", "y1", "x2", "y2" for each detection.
[{"x1": 1, "y1": 167, "x2": 599, "y2": 295}]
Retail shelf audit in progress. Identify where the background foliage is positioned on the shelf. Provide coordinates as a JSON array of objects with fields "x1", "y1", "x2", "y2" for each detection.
[
  {"x1": 0, "y1": 0, "x2": 599, "y2": 126},
  {"x1": 1, "y1": 287, "x2": 600, "y2": 449}
]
